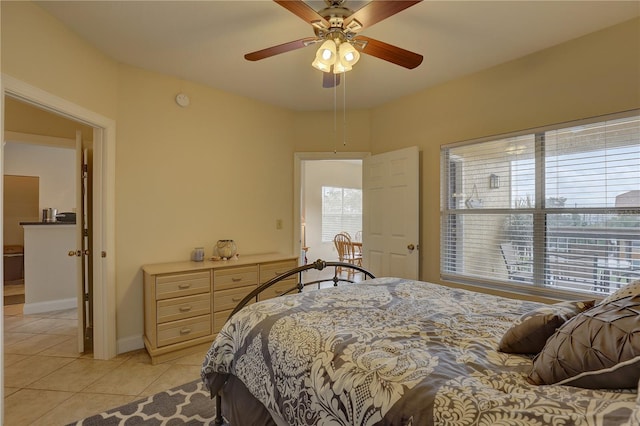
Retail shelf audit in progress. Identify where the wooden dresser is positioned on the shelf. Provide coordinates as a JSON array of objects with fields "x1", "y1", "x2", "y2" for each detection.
[{"x1": 142, "y1": 253, "x2": 298, "y2": 364}]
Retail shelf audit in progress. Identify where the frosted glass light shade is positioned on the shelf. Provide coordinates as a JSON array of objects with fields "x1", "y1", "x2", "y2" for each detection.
[
  {"x1": 338, "y1": 42, "x2": 360, "y2": 66},
  {"x1": 312, "y1": 40, "x2": 337, "y2": 72}
]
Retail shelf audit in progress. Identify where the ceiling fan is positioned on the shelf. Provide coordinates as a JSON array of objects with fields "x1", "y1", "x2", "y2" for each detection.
[{"x1": 244, "y1": 0, "x2": 424, "y2": 88}]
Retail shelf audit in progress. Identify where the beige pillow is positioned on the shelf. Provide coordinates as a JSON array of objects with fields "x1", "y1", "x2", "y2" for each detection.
[
  {"x1": 528, "y1": 294, "x2": 640, "y2": 389},
  {"x1": 600, "y1": 279, "x2": 640, "y2": 305},
  {"x1": 498, "y1": 300, "x2": 595, "y2": 354}
]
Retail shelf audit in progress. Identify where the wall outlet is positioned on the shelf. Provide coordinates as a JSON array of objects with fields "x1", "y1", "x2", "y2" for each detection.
[{"x1": 276, "y1": 219, "x2": 283, "y2": 230}]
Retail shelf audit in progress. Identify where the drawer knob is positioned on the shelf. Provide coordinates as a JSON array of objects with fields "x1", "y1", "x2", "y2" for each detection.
[
  {"x1": 231, "y1": 277, "x2": 242, "y2": 282},
  {"x1": 180, "y1": 328, "x2": 192, "y2": 335},
  {"x1": 179, "y1": 306, "x2": 192, "y2": 312},
  {"x1": 178, "y1": 283, "x2": 191, "y2": 289},
  {"x1": 275, "y1": 290, "x2": 284, "y2": 295},
  {"x1": 232, "y1": 297, "x2": 242, "y2": 302}
]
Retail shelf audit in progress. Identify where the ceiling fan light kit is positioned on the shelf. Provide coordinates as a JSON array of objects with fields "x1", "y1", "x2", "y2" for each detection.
[
  {"x1": 312, "y1": 38, "x2": 360, "y2": 74},
  {"x1": 246, "y1": 0, "x2": 423, "y2": 86}
]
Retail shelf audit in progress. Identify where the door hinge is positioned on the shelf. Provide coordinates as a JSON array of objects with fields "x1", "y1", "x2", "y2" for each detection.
[
  {"x1": 84, "y1": 293, "x2": 90, "y2": 302},
  {"x1": 101, "y1": 251, "x2": 107, "y2": 258},
  {"x1": 84, "y1": 228, "x2": 89, "y2": 237}
]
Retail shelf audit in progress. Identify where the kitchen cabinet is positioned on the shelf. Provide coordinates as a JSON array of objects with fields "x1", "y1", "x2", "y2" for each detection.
[{"x1": 142, "y1": 253, "x2": 298, "y2": 364}]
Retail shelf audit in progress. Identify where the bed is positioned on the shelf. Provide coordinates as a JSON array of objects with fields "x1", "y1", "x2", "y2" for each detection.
[{"x1": 201, "y1": 260, "x2": 640, "y2": 425}]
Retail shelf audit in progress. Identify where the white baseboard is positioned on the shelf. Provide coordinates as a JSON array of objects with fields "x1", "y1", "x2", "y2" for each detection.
[
  {"x1": 117, "y1": 334, "x2": 144, "y2": 355},
  {"x1": 23, "y1": 298, "x2": 77, "y2": 315}
]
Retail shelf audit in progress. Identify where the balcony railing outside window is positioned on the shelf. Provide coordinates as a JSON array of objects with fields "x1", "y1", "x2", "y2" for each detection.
[{"x1": 441, "y1": 113, "x2": 640, "y2": 297}]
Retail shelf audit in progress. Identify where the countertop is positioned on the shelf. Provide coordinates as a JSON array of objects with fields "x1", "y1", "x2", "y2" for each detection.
[{"x1": 20, "y1": 221, "x2": 76, "y2": 226}]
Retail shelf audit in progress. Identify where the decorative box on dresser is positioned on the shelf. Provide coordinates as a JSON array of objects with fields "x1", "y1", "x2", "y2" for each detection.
[{"x1": 143, "y1": 253, "x2": 298, "y2": 364}]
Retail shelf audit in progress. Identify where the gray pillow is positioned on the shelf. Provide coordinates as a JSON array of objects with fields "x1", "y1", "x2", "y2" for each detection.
[
  {"x1": 498, "y1": 300, "x2": 594, "y2": 354},
  {"x1": 528, "y1": 293, "x2": 640, "y2": 389}
]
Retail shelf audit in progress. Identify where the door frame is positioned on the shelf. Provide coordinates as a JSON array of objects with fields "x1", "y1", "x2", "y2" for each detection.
[
  {"x1": 293, "y1": 152, "x2": 370, "y2": 264},
  {"x1": 2, "y1": 74, "x2": 117, "y2": 360}
]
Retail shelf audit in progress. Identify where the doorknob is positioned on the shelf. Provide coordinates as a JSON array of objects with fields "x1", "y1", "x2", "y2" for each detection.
[
  {"x1": 68, "y1": 250, "x2": 81, "y2": 257},
  {"x1": 407, "y1": 244, "x2": 415, "y2": 251}
]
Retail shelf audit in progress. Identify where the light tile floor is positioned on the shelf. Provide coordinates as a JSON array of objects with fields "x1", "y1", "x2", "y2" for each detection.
[{"x1": 3, "y1": 304, "x2": 205, "y2": 425}]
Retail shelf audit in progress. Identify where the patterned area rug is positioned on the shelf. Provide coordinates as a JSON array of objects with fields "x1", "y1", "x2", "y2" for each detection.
[{"x1": 67, "y1": 379, "x2": 226, "y2": 425}]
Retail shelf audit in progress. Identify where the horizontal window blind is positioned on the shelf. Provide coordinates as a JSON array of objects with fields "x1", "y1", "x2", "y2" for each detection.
[
  {"x1": 322, "y1": 186, "x2": 362, "y2": 242},
  {"x1": 441, "y1": 113, "x2": 640, "y2": 297}
]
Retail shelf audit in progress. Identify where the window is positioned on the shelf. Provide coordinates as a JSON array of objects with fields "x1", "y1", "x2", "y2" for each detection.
[
  {"x1": 441, "y1": 113, "x2": 640, "y2": 297},
  {"x1": 322, "y1": 186, "x2": 362, "y2": 242}
]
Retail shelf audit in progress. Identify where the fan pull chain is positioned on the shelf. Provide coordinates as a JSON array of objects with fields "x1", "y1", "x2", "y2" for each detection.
[
  {"x1": 343, "y1": 71, "x2": 347, "y2": 147},
  {"x1": 333, "y1": 72, "x2": 338, "y2": 153}
]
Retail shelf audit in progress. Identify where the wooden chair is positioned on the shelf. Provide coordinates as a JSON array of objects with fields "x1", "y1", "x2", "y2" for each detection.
[
  {"x1": 500, "y1": 242, "x2": 532, "y2": 282},
  {"x1": 333, "y1": 233, "x2": 363, "y2": 277},
  {"x1": 353, "y1": 231, "x2": 363, "y2": 255}
]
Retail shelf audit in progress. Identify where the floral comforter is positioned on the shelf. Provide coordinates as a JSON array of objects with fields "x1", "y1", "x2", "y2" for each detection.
[{"x1": 201, "y1": 277, "x2": 638, "y2": 425}]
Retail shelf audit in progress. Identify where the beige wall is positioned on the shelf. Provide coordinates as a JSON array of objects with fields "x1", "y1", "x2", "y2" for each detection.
[
  {"x1": 369, "y1": 17, "x2": 640, "y2": 293},
  {"x1": 1, "y1": 1, "x2": 118, "y2": 119},
  {"x1": 292, "y1": 109, "x2": 371, "y2": 152},
  {"x1": 2, "y1": 2, "x2": 639, "y2": 348},
  {"x1": 115, "y1": 65, "x2": 295, "y2": 344},
  {"x1": 4, "y1": 97, "x2": 94, "y2": 142}
]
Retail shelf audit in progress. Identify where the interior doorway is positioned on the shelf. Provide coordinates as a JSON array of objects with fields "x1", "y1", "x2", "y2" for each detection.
[
  {"x1": 3, "y1": 97, "x2": 93, "y2": 354},
  {"x1": 294, "y1": 152, "x2": 368, "y2": 268},
  {"x1": 301, "y1": 159, "x2": 363, "y2": 264},
  {"x1": 2, "y1": 75, "x2": 117, "y2": 360}
]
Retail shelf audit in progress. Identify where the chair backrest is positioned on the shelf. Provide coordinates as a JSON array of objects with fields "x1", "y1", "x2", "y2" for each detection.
[
  {"x1": 500, "y1": 242, "x2": 519, "y2": 274},
  {"x1": 333, "y1": 233, "x2": 353, "y2": 260}
]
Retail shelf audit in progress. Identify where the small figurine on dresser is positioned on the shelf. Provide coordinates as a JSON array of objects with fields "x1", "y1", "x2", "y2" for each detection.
[{"x1": 212, "y1": 239, "x2": 238, "y2": 260}]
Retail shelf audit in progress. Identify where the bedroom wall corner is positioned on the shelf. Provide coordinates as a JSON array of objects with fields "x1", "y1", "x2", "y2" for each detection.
[{"x1": 369, "y1": 17, "x2": 640, "y2": 295}]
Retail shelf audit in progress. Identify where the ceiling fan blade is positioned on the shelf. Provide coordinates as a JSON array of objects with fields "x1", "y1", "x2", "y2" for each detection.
[
  {"x1": 274, "y1": 0, "x2": 330, "y2": 29},
  {"x1": 355, "y1": 35, "x2": 423, "y2": 69},
  {"x1": 322, "y1": 72, "x2": 341, "y2": 89},
  {"x1": 245, "y1": 37, "x2": 319, "y2": 61},
  {"x1": 343, "y1": 1, "x2": 422, "y2": 31}
]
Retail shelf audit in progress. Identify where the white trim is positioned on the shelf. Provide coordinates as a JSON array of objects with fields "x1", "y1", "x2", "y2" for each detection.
[
  {"x1": 23, "y1": 298, "x2": 77, "y2": 315},
  {"x1": 4, "y1": 131, "x2": 75, "y2": 148},
  {"x1": 2, "y1": 74, "x2": 117, "y2": 360}
]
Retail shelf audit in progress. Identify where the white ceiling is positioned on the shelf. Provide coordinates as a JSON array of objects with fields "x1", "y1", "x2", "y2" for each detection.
[{"x1": 35, "y1": 1, "x2": 639, "y2": 111}]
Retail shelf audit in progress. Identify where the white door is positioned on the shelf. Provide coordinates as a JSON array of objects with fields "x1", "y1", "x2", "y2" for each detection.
[{"x1": 363, "y1": 146, "x2": 420, "y2": 279}]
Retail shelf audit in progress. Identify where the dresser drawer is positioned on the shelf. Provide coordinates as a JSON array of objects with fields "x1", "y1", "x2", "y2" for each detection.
[
  {"x1": 156, "y1": 271, "x2": 210, "y2": 300},
  {"x1": 258, "y1": 280, "x2": 298, "y2": 301},
  {"x1": 259, "y1": 260, "x2": 298, "y2": 283},
  {"x1": 157, "y1": 315, "x2": 211, "y2": 347},
  {"x1": 214, "y1": 266, "x2": 258, "y2": 291},
  {"x1": 214, "y1": 285, "x2": 257, "y2": 312},
  {"x1": 157, "y1": 293, "x2": 211, "y2": 324},
  {"x1": 214, "y1": 309, "x2": 232, "y2": 334}
]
